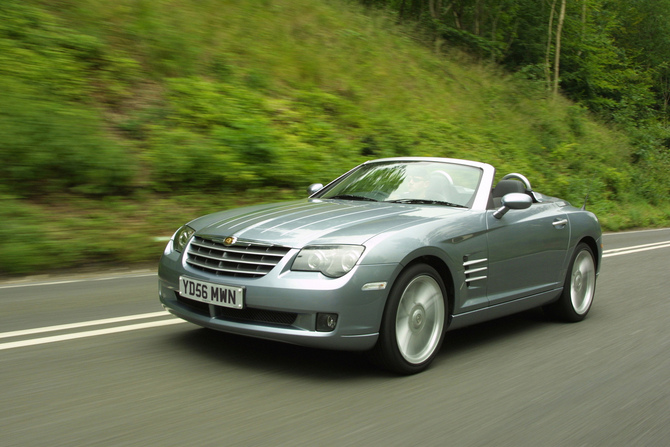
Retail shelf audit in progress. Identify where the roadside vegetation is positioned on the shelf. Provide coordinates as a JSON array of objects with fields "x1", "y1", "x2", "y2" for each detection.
[{"x1": 1, "y1": 0, "x2": 669, "y2": 275}]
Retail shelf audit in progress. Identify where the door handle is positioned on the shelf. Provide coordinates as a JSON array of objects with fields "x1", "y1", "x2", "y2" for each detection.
[{"x1": 552, "y1": 219, "x2": 568, "y2": 227}]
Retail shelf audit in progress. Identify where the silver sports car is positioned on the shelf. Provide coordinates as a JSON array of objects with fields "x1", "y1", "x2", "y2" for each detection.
[{"x1": 158, "y1": 157, "x2": 602, "y2": 374}]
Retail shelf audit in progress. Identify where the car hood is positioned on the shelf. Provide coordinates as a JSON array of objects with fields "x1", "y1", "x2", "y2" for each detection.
[{"x1": 189, "y1": 199, "x2": 463, "y2": 248}]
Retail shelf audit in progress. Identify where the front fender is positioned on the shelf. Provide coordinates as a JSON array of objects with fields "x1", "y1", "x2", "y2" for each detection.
[{"x1": 361, "y1": 211, "x2": 489, "y2": 315}]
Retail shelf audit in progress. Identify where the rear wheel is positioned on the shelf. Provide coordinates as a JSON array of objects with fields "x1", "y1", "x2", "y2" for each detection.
[
  {"x1": 544, "y1": 243, "x2": 596, "y2": 322},
  {"x1": 374, "y1": 264, "x2": 447, "y2": 375}
]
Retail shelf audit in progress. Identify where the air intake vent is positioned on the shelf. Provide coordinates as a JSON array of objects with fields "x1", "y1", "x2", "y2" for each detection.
[{"x1": 463, "y1": 257, "x2": 488, "y2": 287}]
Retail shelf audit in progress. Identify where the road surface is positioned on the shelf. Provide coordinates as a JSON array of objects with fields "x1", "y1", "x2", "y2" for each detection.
[{"x1": 2, "y1": 229, "x2": 669, "y2": 446}]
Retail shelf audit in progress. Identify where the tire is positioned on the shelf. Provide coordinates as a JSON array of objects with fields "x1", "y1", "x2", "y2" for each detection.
[
  {"x1": 374, "y1": 264, "x2": 447, "y2": 375},
  {"x1": 544, "y1": 243, "x2": 597, "y2": 322}
]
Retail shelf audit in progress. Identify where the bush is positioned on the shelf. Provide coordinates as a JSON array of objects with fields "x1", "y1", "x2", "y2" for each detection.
[{"x1": 0, "y1": 85, "x2": 134, "y2": 196}]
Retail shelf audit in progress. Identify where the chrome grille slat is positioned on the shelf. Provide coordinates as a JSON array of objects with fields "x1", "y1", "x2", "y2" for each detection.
[
  {"x1": 187, "y1": 258, "x2": 273, "y2": 275},
  {"x1": 190, "y1": 239, "x2": 286, "y2": 258},
  {"x1": 188, "y1": 249, "x2": 279, "y2": 266},
  {"x1": 186, "y1": 236, "x2": 291, "y2": 278}
]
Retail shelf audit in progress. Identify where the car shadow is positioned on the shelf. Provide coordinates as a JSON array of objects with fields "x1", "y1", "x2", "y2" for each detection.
[
  {"x1": 171, "y1": 327, "x2": 385, "y2": 379},
  {"x1": 439, "y1": 308, "x2": 550, "y2": 359},
  {"x1": 168, "y1": 308, "x2": 553, "y2": 379}
]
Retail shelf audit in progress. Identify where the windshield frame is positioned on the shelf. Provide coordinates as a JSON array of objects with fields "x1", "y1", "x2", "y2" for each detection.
[{"x1": 312, "y1": 158, "x2": 494, "y2": 210}]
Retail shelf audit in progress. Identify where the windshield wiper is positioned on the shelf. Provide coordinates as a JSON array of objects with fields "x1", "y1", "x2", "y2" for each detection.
[
  {"x1": 387, "y1": 198, "x2": 467, "y2": 208},
  {"x1": 327, "y1": 194, "x2": 378, "y2": 202}
]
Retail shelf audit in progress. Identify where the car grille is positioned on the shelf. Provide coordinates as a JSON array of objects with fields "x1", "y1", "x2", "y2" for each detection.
[
  {"x1": 186, "y1": 236, "x2": 291, "y2": 278},
  {"x1": 176, "y1": 294, "x2": 298, "y2": 326}
]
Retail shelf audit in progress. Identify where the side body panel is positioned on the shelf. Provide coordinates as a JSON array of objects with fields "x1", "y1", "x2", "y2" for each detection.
[
  {"x1": 449, "y1": 202, "x2": 602, "y2": 331},
  {"x1": 485, "y1": 202, "x2": 570, "y2": 305}
]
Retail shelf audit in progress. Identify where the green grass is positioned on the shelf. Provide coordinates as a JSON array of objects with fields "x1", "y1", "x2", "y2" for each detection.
[{"x1": 0, "y1": 0, "x2": 668, "y2": 275}]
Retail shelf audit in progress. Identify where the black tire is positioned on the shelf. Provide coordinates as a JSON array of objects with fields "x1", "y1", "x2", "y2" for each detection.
[
  {"x1": 544, "y1": 243, "x2": 597, "y2": 322},
  {"x1": 373, "y1": 264, "x2": 447, "y2": 375}
]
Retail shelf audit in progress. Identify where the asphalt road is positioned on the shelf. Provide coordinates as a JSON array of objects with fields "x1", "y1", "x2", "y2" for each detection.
[{"x1": 2, "y1": 229, "x2": 669, "y2": 446}]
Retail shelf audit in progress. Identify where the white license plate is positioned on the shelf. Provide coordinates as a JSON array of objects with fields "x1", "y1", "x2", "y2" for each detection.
[{"x1": 179, "y1": 276, "x2": 244, "y2": 309}]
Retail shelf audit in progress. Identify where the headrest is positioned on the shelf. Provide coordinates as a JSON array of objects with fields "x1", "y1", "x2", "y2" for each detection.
[{"x1": 492, "y1": 180, "x2": 526, "y2": 198}]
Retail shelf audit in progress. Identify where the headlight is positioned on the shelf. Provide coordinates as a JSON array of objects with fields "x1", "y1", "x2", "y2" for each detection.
[
  {"x1": 292, "y1": 245, "x2": 365, "y2": 278},
  {"x1": 173, "y1": 225, "x2": 195, "y2": 252}
]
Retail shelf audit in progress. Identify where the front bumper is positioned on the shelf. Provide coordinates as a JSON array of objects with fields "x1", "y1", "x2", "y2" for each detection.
[{"x1": 158, "y1": 249, "x2": 396, "y2": 351}]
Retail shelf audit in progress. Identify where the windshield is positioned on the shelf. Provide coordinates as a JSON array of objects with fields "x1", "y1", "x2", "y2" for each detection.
[{"x1": 317, "y1": 161, "x2": 483, "y2": 208}]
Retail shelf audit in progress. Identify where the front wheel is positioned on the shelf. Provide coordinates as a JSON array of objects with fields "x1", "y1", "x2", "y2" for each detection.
[
  {"x1": 544, "y1": 243, "x2": 597, "y2": 322},
  {"x1": 374, "y1": 264, "x2": 447, "y2": 375}
]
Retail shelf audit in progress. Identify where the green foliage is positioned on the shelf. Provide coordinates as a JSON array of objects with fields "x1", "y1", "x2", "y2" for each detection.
[
  {"x1": 370, "y1": 0, "x2": 670, "y2": 125},
  {"x1": 0, "y1": 195, "x2": 63, "y2": 274},
  {"x1": 433, "y1": 23, "x2": 505, "y2": 61},
  {"x1": 0, "y1": 0, "x2": 669, "y2": 275},
  {"x1": 0, "y1": 84, "x2": 134, "y2": 196},
  {"x1": 144, "y1": 77, "x2": 366, "y2": 192},
  {"x1": 627, "y1": 125, "x2": 670, "y2": 205},
  {"x1": 0, "y1": 0, "x2": 137, "y2": 196}
]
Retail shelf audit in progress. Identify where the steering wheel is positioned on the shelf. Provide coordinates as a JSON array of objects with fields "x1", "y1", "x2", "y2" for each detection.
[{"x1": 501, "y1": 173, "x2": 532, "y2": 191}]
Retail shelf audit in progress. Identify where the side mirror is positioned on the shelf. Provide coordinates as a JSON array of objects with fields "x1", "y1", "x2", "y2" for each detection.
[
  {"x1": 307, "y1": 183, "x2": 324, "y2": 196},
  {"x1": 493, "y1": 193, "x2": 532, "y2": 219}
]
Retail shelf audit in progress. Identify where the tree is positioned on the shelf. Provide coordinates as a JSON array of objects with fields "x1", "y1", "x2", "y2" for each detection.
[
  {"x1": 612, "y1": 0, "x2": 670, "y2": 122},
  {"x1": 552, "y1": 0, "x2": 566, "y2": 98},
  {"x1": 357, "y1": 0, "x2": 670, "y2": 123}
]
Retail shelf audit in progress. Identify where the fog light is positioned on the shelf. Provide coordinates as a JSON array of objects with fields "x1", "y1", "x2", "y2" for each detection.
[{"x1": 316, "y1": 313, "x2": 338, "y2": 332}]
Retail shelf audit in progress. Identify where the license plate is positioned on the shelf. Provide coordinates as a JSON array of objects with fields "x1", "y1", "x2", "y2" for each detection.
[{"x1": 179, "y1": 276, "x2": 244, "y2": 309}]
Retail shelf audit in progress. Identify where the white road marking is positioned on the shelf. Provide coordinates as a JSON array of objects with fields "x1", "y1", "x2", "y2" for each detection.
[
  {"x1": 0, "y1": 319, "x2": 186, "y2": 351},
  {"x1": 0, "y1": 272, "x2": 157, "y2": 290},
  {"x1": 603, "y1": 241, "x2": 670, "y2": 258},
  {"x1": 0, "y1": 311, "x2": 171, "y2": 339},
  {"x1": 604, "y1": 228, "x2": 670, "y2": 236}
]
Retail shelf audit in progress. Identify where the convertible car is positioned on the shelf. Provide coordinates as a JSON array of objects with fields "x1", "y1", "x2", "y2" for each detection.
[{"x1": 158, "y1": 157, "x2": 602, "y2": 374}]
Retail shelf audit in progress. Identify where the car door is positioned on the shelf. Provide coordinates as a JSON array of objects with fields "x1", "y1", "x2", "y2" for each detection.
[{"x1": 485, "y1": 202, "x2": 570, "y2": 306}]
